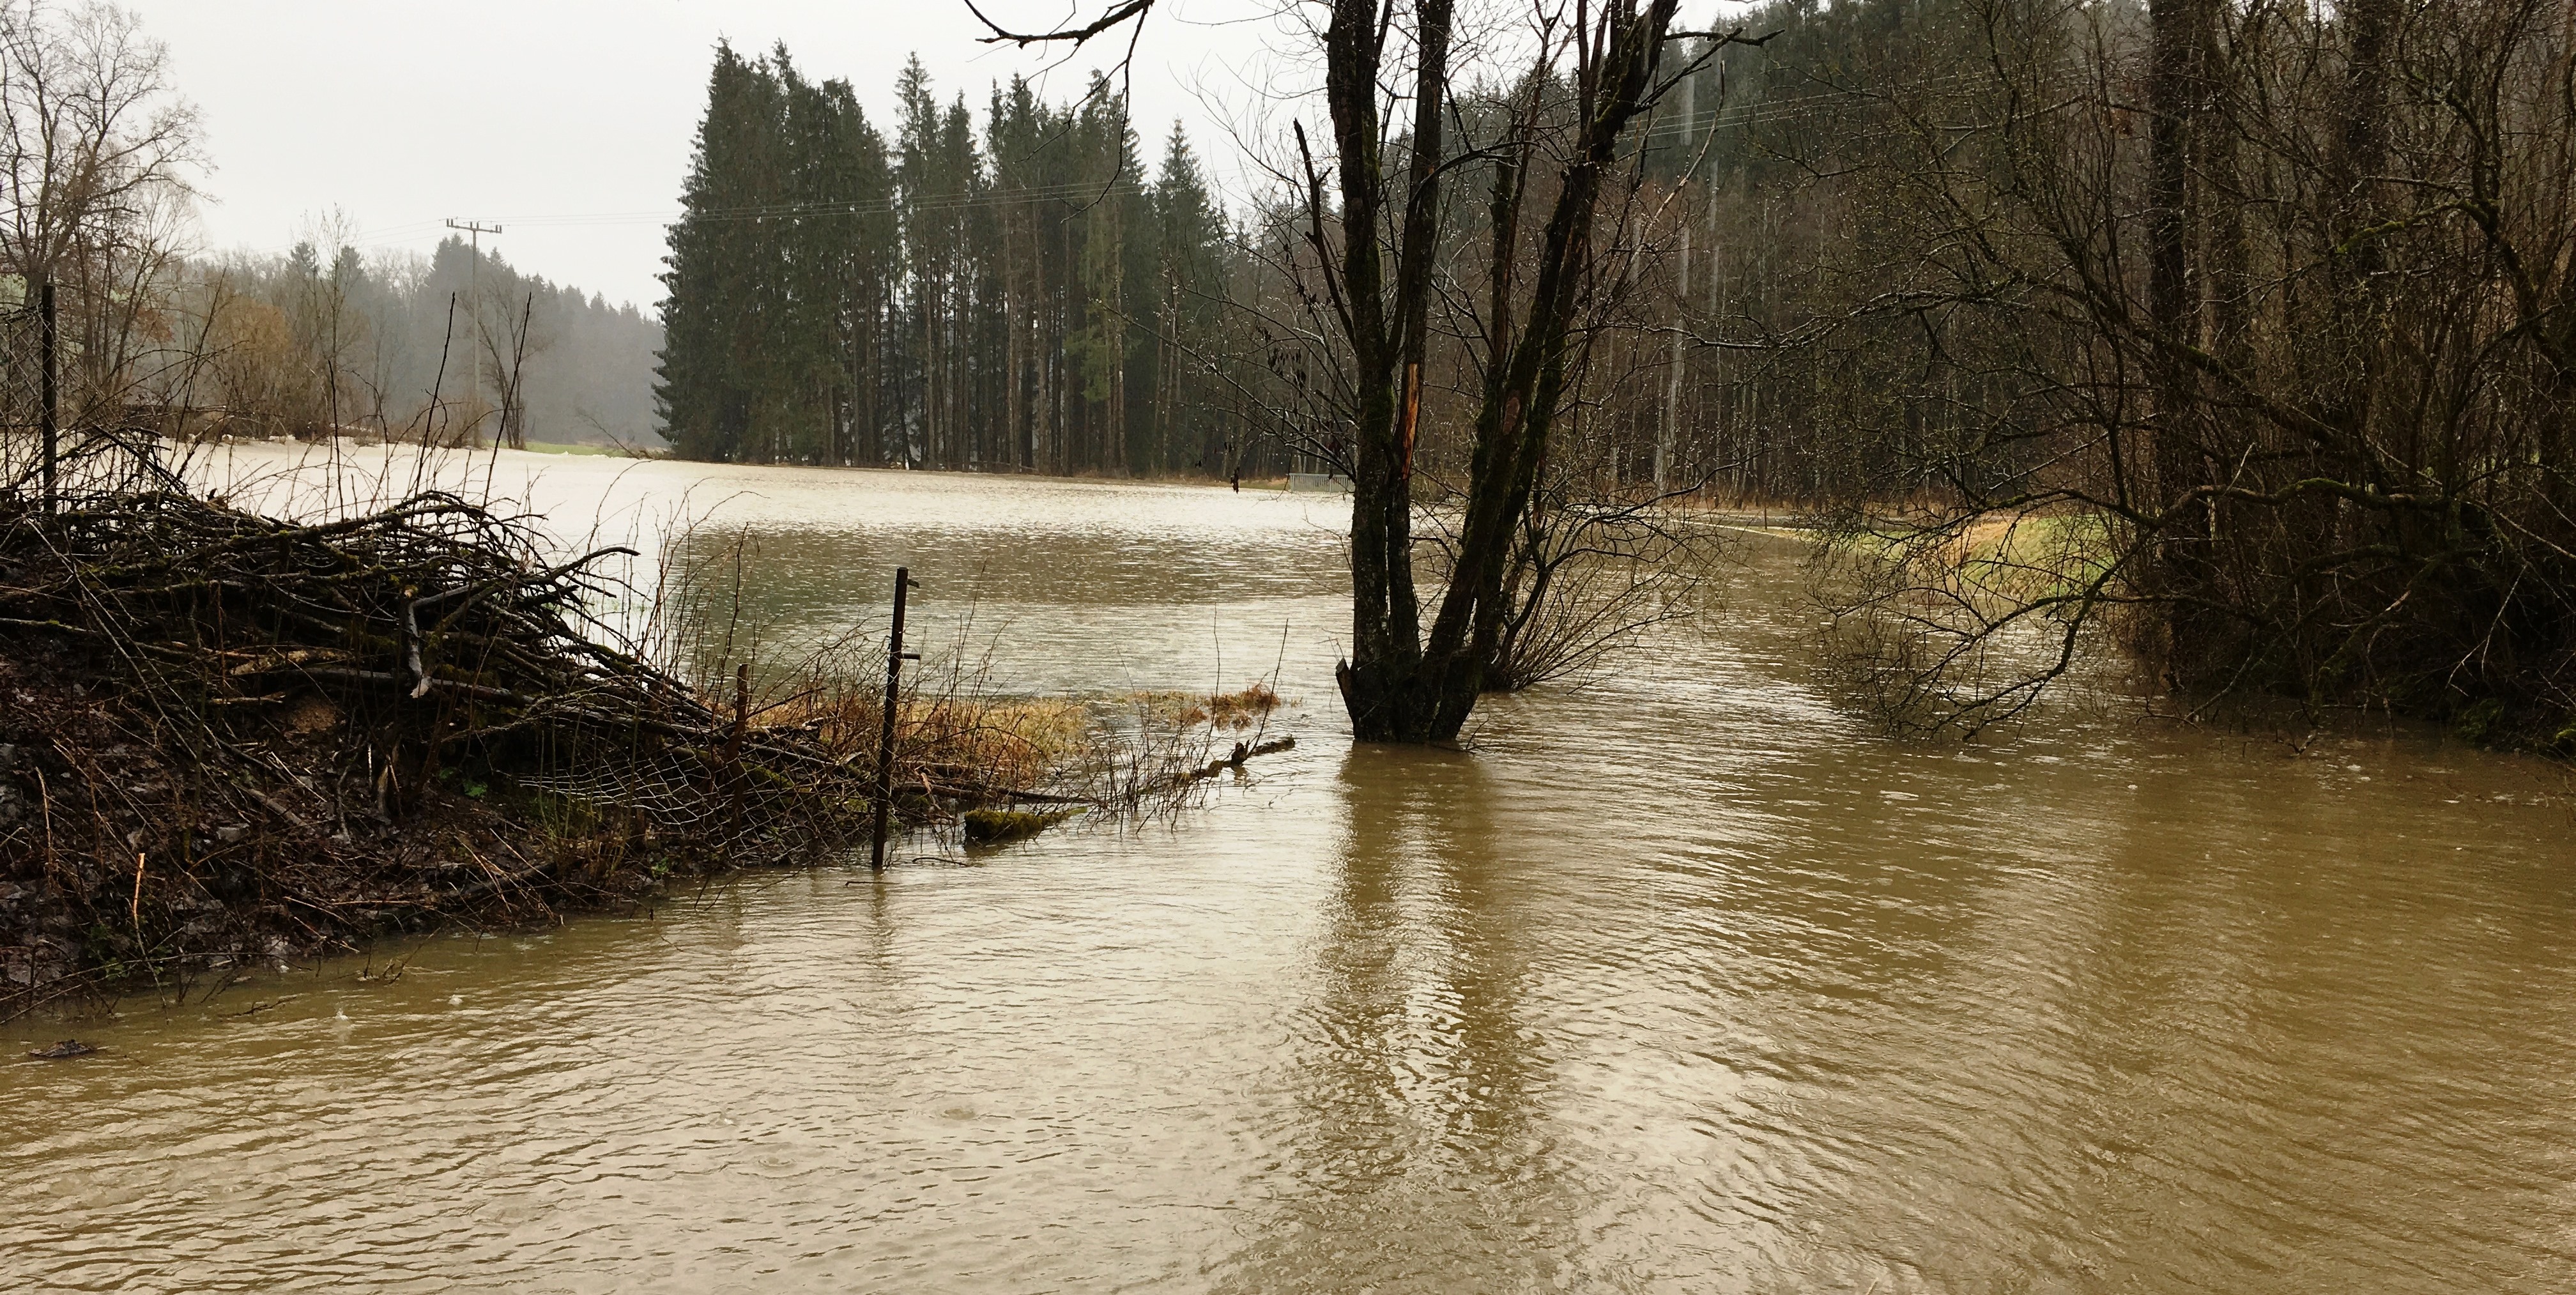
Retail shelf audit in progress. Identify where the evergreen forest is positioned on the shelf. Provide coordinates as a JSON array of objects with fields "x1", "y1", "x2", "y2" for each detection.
[{"x1": 656, "y1": 45, "x2": 1241, "y2": 477}]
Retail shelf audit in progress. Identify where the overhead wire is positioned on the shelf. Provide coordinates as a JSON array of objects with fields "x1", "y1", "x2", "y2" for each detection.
[{"x1": 235, "y1": 61, "x2": 2088, "y2": 259}]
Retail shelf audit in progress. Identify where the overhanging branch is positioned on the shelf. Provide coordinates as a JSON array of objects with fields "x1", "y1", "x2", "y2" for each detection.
[{"x1": 963, "y1": 0, "x2": 1158, "y2": 48}]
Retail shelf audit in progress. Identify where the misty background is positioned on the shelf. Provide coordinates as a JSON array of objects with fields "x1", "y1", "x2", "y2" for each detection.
[{"x1": 120, "y1": 0, "x2": 1280, "y2": 448}]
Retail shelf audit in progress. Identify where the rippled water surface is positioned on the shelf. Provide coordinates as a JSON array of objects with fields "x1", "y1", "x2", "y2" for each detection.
[{"x1": 8, "y1": 453, "x2": 2574, "y2": 1292}]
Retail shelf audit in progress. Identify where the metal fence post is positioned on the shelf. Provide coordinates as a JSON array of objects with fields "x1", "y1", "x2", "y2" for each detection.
[{"x1": 870, "y1": 567, "x2": 920, "y2": 871}]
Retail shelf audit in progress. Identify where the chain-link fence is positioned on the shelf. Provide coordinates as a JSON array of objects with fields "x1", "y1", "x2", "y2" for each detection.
[
  {"x1": 0, "y1": 284, "x2": 52, "y2": 497},
  {"x1": 0, "y1": 284, "x2": 184, "y2": 502}
]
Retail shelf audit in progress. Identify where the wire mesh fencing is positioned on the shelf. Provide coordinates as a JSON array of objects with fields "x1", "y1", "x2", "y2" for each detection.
[
  {"x1": 0, "y1": 287, "x2": 50, "y2": 496},
  {"x1": 0, "y1": 284, "x2": 185, "y2": 502}
]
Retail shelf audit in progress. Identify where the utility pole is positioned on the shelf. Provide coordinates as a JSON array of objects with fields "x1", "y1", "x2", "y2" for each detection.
[
  {"x1": 445, "y1": 218, "x2": 501, "y2": 445},
  {"x1": 1659, "y1": 71, "x2": 1694, "y2": 496},
  {"x1": 1703, "y1": 59, "x2": 1729, "y2": 489}
]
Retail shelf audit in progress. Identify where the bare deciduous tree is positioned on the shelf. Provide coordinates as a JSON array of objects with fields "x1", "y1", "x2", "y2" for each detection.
[
  {"x1": 0, "y1": 0, "x2": 200, "y2": 420},
  {"x1": 983, "y1": 0, "x2": 1742, "y2": 740}
]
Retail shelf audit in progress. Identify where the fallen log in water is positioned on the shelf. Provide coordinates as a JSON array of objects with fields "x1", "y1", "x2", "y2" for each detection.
[{"x1": 1183, "y1": 736, "x2": 1297, "y2": 784}]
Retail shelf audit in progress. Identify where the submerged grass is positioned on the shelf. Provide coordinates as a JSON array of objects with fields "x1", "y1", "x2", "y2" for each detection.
[
  {"x1": 961, "y1": 806, "x2": 1082, "y2": 845},
  {"x1": 1814, "y1": 502, "x2": 2135, "y2": 737},
  {"x1": 1125, "y1": 683, "x2": 1285, "y2": 732}
]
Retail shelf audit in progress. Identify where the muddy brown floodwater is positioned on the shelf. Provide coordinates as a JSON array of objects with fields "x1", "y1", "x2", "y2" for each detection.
[{"x1": 6, "y1": 453, "x2": 2574, "y2": 1292}]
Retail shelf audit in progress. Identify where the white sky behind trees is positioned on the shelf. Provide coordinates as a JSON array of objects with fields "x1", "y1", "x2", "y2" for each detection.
[
  {"x1": 124, "y1": 0, "x2": 1284, "y2": 310},
  {"x1": 126, "y1": 1, "x2": 1745, "y2": 313}
]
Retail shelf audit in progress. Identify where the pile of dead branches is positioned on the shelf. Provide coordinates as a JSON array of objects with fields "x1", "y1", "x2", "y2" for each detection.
[{"x1": 0, "y1": 489, "x2": 905, "y2": 1010}]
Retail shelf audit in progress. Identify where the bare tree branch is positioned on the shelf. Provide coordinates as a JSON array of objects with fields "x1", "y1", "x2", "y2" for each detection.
[{"x1": 962, "y1": 0, "x2": 1158, "y2": 48}]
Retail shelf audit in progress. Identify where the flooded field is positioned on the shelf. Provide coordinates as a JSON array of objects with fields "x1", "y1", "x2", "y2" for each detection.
[{"x1": 7, "y1": 452, "x2": 2572, "y2": 1292}]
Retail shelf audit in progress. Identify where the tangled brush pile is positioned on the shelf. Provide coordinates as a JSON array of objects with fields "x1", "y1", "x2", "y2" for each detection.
[{"x1": 0, "y1": 489, "x2": 915, "y2": 1009}]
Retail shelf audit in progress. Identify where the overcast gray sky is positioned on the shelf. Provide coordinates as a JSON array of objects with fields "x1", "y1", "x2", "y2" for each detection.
[{"x1": 125, "y1": 0, "x2": 1288, "y2": 310}]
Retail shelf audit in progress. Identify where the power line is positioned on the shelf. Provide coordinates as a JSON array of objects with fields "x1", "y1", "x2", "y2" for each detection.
[
  {"x1": 235, "y1": 66, "x2": 2086, "y2": 261},
  {"x1": 1639, "y1": 59, "x2": 2090, "y2": 144},
  {"x1": 238, "y1": 176, "x2": 1169, "y2": 257}
]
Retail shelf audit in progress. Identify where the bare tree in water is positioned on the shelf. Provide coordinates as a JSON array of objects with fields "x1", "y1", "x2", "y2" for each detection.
[{"x1": 973, "y1": 0, "x2": 1753, "y2": 741}]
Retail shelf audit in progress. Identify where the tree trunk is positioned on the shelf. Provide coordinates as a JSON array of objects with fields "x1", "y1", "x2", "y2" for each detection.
[
  {"x1": 2145, "y1": 0, "x2": 2219, "y2": 682},
  {"x1": 1333, "y1": 0, "x2": 1684, "y2": 742},
  {"x1": 1328, "y1": 0, "x2": 1452, "y2": 739}
]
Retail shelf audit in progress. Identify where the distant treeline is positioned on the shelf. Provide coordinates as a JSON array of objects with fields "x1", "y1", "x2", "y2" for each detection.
[
  {"x1": 0, "y1": 0, "x2": 654, "y2": 456},
  {"x1": 657, "y1": 45, "x2": 1248, "y2": 476},
  {"x1": 179, "y1": 236, "x2": 662, "y2": 447},
  {"x1": 644, "y1": 36, "x2": 1828, "y2": 491}
]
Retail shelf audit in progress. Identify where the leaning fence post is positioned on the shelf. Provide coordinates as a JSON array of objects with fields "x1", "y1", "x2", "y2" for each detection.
[
  {"x1": 727, "y1": 661, "x2": 750, "y2": 843},
  {"x1": 870, "y1": 567, "x2": 920, "y2": 871},
  {"x1": 38, "y1": 280, "x2": 56, "y2": 511}
]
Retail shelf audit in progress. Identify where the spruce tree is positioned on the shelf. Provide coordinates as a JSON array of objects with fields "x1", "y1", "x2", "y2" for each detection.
[
  {"x1": 657, "y1": 43, "x2": 1230, "y2": 478},
  {"x1": 1151, "y1": 122, "x2": 1226, "y2": 475},
  {"x1": 658, "y1": 42, "x2": 778, "y2": 462}
]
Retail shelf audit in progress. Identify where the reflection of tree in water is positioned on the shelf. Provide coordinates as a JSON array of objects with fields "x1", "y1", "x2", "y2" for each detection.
[{"x1": 1209, "y1": 746, "x2": 1610, "y2": 1292}]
